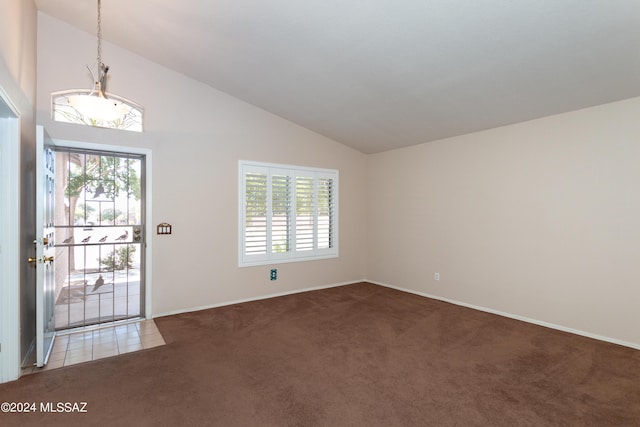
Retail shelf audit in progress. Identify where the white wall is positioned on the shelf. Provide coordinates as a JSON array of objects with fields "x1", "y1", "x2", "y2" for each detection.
[
  {"x1": 37, "y1": 13, "x2": 367, "y2": 316},
  {"x1": 367, "y1": 97, "x2": 640, "y2": 347}
]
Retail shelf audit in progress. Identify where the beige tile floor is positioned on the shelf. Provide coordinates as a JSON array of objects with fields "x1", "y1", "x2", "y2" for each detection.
[{"x1": 22, "y1": 319, "x2": 165, "y2": 375}]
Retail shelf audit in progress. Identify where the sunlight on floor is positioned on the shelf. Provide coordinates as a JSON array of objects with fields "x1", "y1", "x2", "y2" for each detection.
[{"x1": 21, "y1": 320, "x2": 164, "y2": 376}]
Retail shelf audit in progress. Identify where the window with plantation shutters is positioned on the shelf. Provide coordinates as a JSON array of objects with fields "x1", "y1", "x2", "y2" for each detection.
[{"x1": 239, "y1": 161, "x2": 338, "y2": 267}]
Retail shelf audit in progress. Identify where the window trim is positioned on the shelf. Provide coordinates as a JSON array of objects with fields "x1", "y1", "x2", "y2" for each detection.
[{"x1": 238, "y1": 160, "x2": 339, "y2": 267}]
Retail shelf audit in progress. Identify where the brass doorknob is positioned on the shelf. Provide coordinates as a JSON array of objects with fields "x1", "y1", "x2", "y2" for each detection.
[
  {"x1": 28, "y1": 257, "x2": 38, "y2": 263},
  {"x1": 43, "y1": 256, "x2": 54, "y2": 262}
]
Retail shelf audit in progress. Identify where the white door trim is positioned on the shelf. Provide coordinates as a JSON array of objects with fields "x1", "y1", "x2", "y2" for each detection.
[
  {"x1": 0, "y1": 87, "x2": 21, "y2": 383},
  {"x1": 48, "y1": 138, "x2": 153, "y2": 319}
]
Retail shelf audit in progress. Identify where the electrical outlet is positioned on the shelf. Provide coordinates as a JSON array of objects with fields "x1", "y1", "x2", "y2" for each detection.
[
  {"x1": 270, "y1": 269, "x2": 277, "y2": 281},
  {"x1": 434, "y1": 272, "x2": 440, "y2": 281}
]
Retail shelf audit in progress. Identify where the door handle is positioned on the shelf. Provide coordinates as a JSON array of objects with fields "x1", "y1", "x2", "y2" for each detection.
[{"x1": 28, "y1": 256, "x2": 53, "y2": 264}]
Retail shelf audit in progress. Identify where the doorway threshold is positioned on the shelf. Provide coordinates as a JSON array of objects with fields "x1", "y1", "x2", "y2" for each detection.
[{"x1": 21, "y1": 319, "x2": 164, "y2": 376}]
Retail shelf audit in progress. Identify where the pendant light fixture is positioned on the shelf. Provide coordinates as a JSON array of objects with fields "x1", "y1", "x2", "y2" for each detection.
[
  {"x1": 66, "y1": 0, "x2": 128, "y2": 123},
  {"x1": 52, "y1": 0, "x2": 143, "y2": 131}
]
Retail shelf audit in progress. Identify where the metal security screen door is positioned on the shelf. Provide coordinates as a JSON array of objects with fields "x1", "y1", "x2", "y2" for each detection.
[{"x1": 53, "y1": 148, "x2": 145, "y2": 330}]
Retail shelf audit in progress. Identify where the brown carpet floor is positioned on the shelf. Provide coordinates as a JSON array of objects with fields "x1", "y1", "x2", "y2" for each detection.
[{"x1": 1, "y1": 282, "x2": 639, "y2": 426}]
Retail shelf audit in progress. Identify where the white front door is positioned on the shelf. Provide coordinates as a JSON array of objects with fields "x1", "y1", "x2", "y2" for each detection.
[{"x1": 35, "y1": 125, "x2": 56, "y2": 367}]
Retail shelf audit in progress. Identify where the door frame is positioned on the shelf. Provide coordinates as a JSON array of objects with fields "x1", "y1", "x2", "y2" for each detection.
[
  {"x1": 50, "y1": 138, "x2": 153, "y2": 321},
  {"x1": 0, "y1": 87, "x2": 21, "y2": 383}
]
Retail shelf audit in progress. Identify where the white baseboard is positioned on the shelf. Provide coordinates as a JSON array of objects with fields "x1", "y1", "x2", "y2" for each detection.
[
  {"x1": 153, "y1": 280, "x2": 364, "y2": 318},
  {"x1": 153, "y1": 279, "x2": 639, "y2": 351},
  {"x1": 367, "y1": 280, "x2": 640, "y2": 351}
]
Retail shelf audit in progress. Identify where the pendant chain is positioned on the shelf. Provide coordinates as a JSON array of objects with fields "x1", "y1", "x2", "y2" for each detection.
[{"x1": 96, "y1": 0, "x2": 103, "y2": 67}]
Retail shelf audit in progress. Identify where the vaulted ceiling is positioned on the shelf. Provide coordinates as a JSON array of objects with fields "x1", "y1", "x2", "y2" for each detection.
[{"x1": 35, "y1": 0, "x2": 640, "y2": 153}]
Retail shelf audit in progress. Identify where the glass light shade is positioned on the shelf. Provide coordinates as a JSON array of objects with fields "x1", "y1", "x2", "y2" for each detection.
[
  {"x1": 52, "y1": 89, "x2": 144, "y2": 132},
  {"x1": 68, "y1": 94, "x2": 129, "y2": 123}
]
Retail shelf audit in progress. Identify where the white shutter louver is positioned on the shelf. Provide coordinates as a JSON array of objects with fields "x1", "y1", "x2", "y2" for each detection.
[
  {"x1": 244, "y1": 172, "x2": 267, "y2": 255},
  {"x1": 295, "y1": 176, "x2": 314, "y2": 252},
  {"x1": 317, "y1": 177, "x2": 333, "y2": 250},
  {"x1": 271, "y1": 174, "x2": 291, "y2": 253}
]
